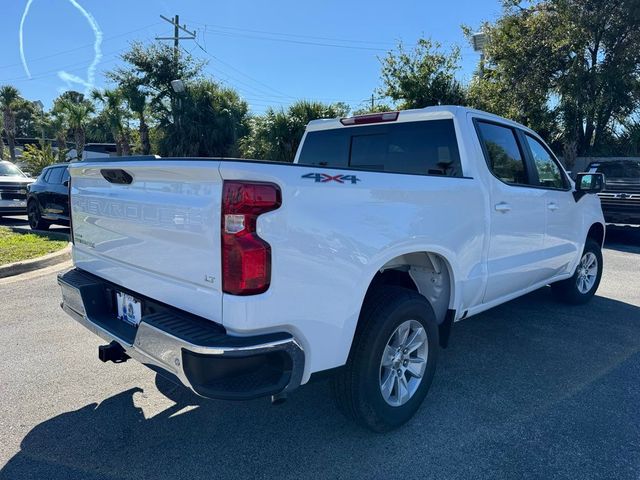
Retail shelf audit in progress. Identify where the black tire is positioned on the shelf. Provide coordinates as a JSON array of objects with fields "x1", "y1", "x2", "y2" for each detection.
[
  {"x1": 331, "y1": 286, "x2": 439, "y2": 432},
  {"x1": 27, "y1": 200, "x2": 50, "y2": 231},
  {"x1": 551, "y1": 238, "x2": 603, "y2": 304}
]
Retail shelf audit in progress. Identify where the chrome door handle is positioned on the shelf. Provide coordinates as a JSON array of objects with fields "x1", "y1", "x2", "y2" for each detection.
[
  {"x1": 547, "y1": 202, "x2": 559, "y2": 211},
  {"x1": 495, "y1": 202, "x2": 511, "y2": 213}
]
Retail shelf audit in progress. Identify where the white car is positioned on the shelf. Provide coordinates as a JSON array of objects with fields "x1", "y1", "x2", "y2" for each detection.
[
  {"x1": 0, "y1": 160, "x2": 34, "y2": 217},
  {"x1": 58, "y1": 106, "x2": 605, "y2": 431}
]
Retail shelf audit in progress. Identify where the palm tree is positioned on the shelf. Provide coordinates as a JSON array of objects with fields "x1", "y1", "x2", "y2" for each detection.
[
  {"x1": 91, "y1": 89, "x2": 130, "y2": 156},
  {"x1": 60, "y1": 99, "x2": 94, "y2": 160},
  {"x1": 120, "y1": 82, "x2": 150, "y2": 154},
  {"x1": 50, "y1": 110, "x2": 69, "y2": 163},
  {"x1": 0, "y1": 85, "x2": 22, "y2": 162}
]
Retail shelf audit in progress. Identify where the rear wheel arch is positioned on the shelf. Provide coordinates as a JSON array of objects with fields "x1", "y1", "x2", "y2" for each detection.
[{"x1": 351, "y1": 251, "x2": 456, "y2": 352}]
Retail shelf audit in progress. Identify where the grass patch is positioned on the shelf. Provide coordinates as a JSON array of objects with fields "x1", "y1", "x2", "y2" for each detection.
[{"x1": 0, "y1": 226, "x2": 68, "y2": 266}]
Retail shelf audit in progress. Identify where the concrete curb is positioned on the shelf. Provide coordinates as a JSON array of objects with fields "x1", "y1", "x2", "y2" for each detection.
[{"x1": 0, "y1": 242, "x2": 72, "y2": 278}]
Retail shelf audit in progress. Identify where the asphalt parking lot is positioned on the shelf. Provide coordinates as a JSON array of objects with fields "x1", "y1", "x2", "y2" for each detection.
[{"x1": 0, "y1": 226, "x2": 639, "y2": 480}]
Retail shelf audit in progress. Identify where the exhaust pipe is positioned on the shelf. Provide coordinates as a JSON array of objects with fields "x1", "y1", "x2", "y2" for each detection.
[
  {"x1": 98, "y1": 341, "x2": 130, "y2": 363},
  {"x1": 271, "y1": 392, "x2": 287, "y2": 405}
]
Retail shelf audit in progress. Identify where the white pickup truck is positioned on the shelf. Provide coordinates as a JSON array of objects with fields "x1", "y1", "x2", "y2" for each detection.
[{"x1": 58, "y1": 106, "x2": 606, "y2": 431}]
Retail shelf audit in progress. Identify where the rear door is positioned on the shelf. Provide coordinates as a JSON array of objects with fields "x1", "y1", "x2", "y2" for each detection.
[
  {"x1": 48, "y1": 166, "x2": 69, "y2": 220},
  {"x1": 475, "y1": 120, "x2": 547, "y2": 303},
  {"x1": 69, "y1": 159, "x2": 224, "y2": 322},
  {"x1": 46, "y1": 167, "x2": 65, "y2": 216}
]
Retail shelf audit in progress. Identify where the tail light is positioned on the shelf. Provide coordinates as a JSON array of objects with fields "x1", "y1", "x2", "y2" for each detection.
[{"x1": 221, "y1": 181, "x2": 281, "y2": 295}]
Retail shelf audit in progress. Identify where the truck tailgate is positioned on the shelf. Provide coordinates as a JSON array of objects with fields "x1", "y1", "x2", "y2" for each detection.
[{"x1": 69, "y1": 160, "x2": 223, "y2": 322}]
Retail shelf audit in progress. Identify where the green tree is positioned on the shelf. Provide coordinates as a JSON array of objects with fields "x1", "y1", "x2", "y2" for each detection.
[
  {"x1": 49, "y1": 109, "x2": 69, "y2": 163},
  {"x1": 470, "y1": 0, "x2": 640, "y2": 156},
  {"x1": 21, "y1": 143, "x2": 58, "y2": 175},
  {"x1": 118, "y1": 75, "x2": 151, "y2": 154},
  {"x1": 158, "y1": 79, "x2": 249, "y2": 157},
  {"x1": 378, "y1": 39, "x2": 466, "y2": 109},
  {"x1": 110, "y1": 42, "x2": 253, "y2": 156},
  {"x1": 240, "y1": 100, "x2": 349, "y2": 162},
  {"x1": 91, "y1": 88, "x2": 130, "y2": 155},
  {"x1": 58, "y1": 96, "x2": 94, "y2": 160},
  {"x1": 0, "y1": 85, "x2": 22, "y2": 161}
]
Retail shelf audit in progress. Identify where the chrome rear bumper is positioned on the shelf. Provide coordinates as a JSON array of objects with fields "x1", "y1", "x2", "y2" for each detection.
[{"x1": 58, "y1": 268, "x2": 305, "y2": 400}]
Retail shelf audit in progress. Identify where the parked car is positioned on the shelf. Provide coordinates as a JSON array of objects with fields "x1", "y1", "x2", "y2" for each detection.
[
  {"x1": 589, "y1": 159, "x2": 640, "y2": 226},
  {"x1": 57, "y1": 106, "x2": 605, "y2": 432},
  {"x1": 0, "y1": 160, "x2": 34, "y2": 218},
  {"x1": 26, "y1": 163, "x2": 70, "y2": 230}
]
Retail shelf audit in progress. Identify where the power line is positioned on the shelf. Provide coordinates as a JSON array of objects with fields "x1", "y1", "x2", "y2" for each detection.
[
  {"x1": 0, "y1": 23, "x2": 161, "y2": 71},
  {"x1": 187, "y1": 20, "x2": 475, "y2": 53},
  {"x1": 201, "y1": 29, "x2": 387, "y2": 52},
  {"x1": 1, "y1": 49, "x2": 125, "y2": 83},
  {"x1": 186, "y1": 20, "x2": 399, "y2": 46}
]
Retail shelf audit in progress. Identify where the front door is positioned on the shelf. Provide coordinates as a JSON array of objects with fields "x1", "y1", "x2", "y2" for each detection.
[{"x1": 522, "y1": 133, "x2": 581, "y2": 275}]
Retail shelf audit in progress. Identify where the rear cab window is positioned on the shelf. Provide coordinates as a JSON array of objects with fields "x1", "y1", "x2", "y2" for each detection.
[
  {"x1": 298, "y1": 119, "x2": 463, "y2": 177},
  {"x1": 589, "y1": 161, "x2": 640, "y2": 179}
]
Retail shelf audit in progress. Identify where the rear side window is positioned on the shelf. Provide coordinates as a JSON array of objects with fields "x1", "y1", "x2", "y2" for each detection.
[
  {"x1": 298, "y1": 119, "x2": 463, "y2": 177},
  {"x1": 41, "y1": 168, "x2": 52, "y2": 183},
  {"x1": 476, "y1": 121, "x2": 528, "y2": 185},
  {"x1": 47, "y1": 167, "x2": 64, "y2": 185},
  {"x1": 62, "y1": 167, "x2": 70, "y2": 183}
]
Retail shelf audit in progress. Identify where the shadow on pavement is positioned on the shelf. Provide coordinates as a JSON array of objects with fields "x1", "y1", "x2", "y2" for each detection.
[
  {"x1": 2, "y1": 288, "x2": 640, "y2": 479},
  {"x1": 0, "y1": 215, "x2": 70, "y2": 236}
]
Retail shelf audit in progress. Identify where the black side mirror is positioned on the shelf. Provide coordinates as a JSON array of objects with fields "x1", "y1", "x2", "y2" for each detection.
[
  {"x1": 63, "y1": 180, "x2": 70, "y2": 187},
  {"x1": 574, "y1": 172, "x2": 604, "y2": 201}
]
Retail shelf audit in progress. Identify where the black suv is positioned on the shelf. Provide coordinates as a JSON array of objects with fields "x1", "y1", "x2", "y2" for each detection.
[
  {"x1": 26, "y1": 163, "x2": 70, "y2": 230},
  {"x1": 589, "y1": 160, "x2": 640, "y2": 226}
]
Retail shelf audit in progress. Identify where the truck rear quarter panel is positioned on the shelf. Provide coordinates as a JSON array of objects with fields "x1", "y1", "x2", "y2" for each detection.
[{"x1": 219, "y1": 160, "x2": 487, "y2": 382}]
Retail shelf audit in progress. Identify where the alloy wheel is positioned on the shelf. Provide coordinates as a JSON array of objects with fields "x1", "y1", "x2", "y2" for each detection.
[{"x1": 379, "y1": 319, "x2": 428, "y2": 407}]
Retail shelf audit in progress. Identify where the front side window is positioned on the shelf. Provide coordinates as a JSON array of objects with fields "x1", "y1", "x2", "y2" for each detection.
[
  {"x1": 525, "y1": 135, "x2": 566, "y2": 189},
  {"x1": 476, "y1": 121, "x2": 528, "y2": 185}
]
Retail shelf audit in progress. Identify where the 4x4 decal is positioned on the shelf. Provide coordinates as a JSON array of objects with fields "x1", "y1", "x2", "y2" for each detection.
[{"x1": 301, "y1": 173, "x2": 361, "y2": 184}]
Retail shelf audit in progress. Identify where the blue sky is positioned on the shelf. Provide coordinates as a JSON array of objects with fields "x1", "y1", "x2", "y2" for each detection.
[{"x1": 1, "y1": 0, "x2": 503, "y2": 114}]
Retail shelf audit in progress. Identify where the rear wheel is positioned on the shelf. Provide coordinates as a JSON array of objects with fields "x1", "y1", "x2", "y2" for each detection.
[
  {"x1": 551, "y1": 238, "x2": 603, "y2": 304},
  {"x1": 331, "y1": 286, "x2": 439, "y2": 432},
  {"x1": 27, "y1": 200, "x2": 49, "y2": 231}
]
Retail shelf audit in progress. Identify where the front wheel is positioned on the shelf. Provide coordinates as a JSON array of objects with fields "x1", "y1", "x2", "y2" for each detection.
[
  {"x1": 331, "y1": 286, "x2": 439, "y2": 432},
  {"x1": 551, "y1": 238, "x2": 603, "y2": 304}
]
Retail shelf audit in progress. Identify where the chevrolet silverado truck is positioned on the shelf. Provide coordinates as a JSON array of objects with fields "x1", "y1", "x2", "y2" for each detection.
[
  {"x1": 58, "y1": 106, "x2": 606, "y2": 432},
  {"x1": 589, "y1": 159, "x2": 640, "y2": 226}
]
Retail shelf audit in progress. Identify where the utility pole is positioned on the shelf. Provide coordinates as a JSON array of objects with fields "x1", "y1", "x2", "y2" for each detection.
[
  {"x1": 155, "y1": 14, "x2": 196, "y2": 65},
  {"x1": 371, "y1": 94, "x2": 375, "y2": 111}
]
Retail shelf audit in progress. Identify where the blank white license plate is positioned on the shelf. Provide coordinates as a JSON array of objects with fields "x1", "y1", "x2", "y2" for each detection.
[{"x1": 116, "y1": 292, "x2": 142, "y2": 326}]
